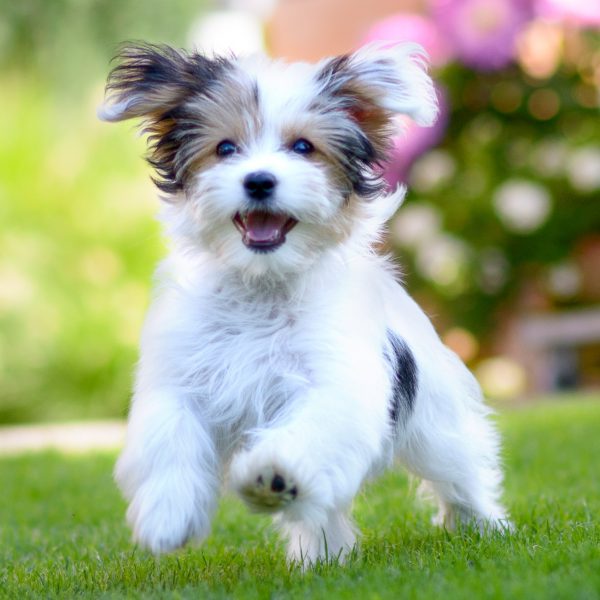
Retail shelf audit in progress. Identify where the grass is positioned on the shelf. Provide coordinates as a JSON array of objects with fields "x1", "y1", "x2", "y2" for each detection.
[
  {"x1": 1, "y1": 395, "x2": 599, "y2": 599},
  {"x1": 0, "y1": 80, "x2": 160, "y2": 424}
]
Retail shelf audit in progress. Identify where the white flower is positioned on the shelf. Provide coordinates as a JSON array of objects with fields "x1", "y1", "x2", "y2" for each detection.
[
  {"x1": 479, "y1": 248, "x2": 510, "y2": 294},
  {"x1": 493, "y1": 179, "x2": 552, "y2": 233},
  {"x1": 475, "y1": 356, "x2": 527, "y2": 400},
  {"x1": 531, "y1": 138, "x2": 567, "y2": 177},
  {"x1": 415, "y1": 234, "x2": 470, "y2": 287},
  {"x1": 566, "y1": 146, "x2": 600, "y2": 192},
  {"x1": 546, "y1": 262, "x2": 581, "y2": 299},
  {"x1": 228, "y1": 0, "x2": 277, "y2": 19},
  {"x1": 391, "y1": 203, "x2": 441, "y2": 249},
  {"x1": 188, "y1": 10, "x2": 265, "y2": 56},
  {"x1": 410, "y1": 150, "x2": 456, "y2": 193}
]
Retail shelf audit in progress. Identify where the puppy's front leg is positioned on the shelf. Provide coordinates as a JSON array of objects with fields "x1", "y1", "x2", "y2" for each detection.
[
  {"x1": 115, "y1": 389, "x2": 220, "y2": 554},
  {"x1": 230, "y1": 351, "x2": 391, "y2": 564}
]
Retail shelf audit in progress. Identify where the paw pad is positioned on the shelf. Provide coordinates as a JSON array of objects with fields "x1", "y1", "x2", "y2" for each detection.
[
  {"x1": 238, "y1": 466, "x2": 298, "y2": 511},
  {"x1": 271, "y1": 474, "x2": 286, "y2": 492}
]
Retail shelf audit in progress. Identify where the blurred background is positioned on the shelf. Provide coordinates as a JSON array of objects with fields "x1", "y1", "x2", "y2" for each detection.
[{"x1": 0, "y1": 0, "x2": 598, "y2": 425}]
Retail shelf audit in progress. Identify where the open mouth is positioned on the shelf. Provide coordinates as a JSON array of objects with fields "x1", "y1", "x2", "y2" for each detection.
[{"x1": 233, "y1": 211, "x2": 298, "y2": 252}]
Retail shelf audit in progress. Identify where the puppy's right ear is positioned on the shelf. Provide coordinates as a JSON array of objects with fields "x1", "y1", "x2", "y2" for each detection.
[{"x1": 98, "y1": 43, "x2": 227, "y2": 122}]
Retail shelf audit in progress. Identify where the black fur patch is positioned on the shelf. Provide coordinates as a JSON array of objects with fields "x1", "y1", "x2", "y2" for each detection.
[
  {"x1": 385, "y1": 330, "x2": 418, "y2": 426},
  {"x1": 316, "y1": 54, "x2": 352, "y2": 85},
  {"x1": 324, "y1": 123, "x2": 384, "y2": 199}
]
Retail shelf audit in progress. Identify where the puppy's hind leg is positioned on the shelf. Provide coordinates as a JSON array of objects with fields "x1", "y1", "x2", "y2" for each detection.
[
  {"x1": 277, "y1": 509, "x2": 357, "y2": 568},
  {"x1": 399, "y1": 358, "x2": 510, "y2": 532}
]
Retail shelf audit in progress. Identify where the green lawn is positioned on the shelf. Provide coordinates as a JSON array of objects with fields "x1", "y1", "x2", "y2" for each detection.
[{"x1": 2, "y1": 396, "x2": 599, "y2": 599}]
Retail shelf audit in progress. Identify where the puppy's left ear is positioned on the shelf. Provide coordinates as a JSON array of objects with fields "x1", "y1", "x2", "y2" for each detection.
[
  {"x1": 317, "y1": 43, "x2": 438, "y2": 146},
  {"x1": 97, "y1": 42, "x2": 228, "y2": 123}
]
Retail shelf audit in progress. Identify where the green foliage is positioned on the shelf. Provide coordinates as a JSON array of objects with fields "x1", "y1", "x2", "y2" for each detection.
[
  {"x1": 1, "y1": 397, "x2": 599, "y2": 598},
  {"x1": 0, "y1": 83, "x2": 161, "y2": 422},
  {"x1": 0, "y1": 0, "x2": 207, "y2": 87},
  {"x1": 0, "y1": 1, "x2": 209, "y2": 422}
]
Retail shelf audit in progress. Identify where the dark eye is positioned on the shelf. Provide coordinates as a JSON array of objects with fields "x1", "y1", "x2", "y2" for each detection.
[
  {"x1": 216, "y1": 140, "x2": 238, "y2": 157},
  {"x1": 291, "y1": 138, "x2": 314, "y2": 155}
]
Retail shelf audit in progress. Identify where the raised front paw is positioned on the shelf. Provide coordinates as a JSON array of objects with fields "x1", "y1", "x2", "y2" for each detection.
[
  {"x1": 235, "y1": 464, "x2": 299, "y2": 511},
  {"x1": 229, "y1": 437, "x2": 336, "y2": 518}
]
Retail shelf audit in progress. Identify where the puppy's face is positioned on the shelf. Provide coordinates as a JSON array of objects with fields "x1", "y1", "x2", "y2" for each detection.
[{"x1": 100, "y1": 44, "x2": 437, "y2": 279}]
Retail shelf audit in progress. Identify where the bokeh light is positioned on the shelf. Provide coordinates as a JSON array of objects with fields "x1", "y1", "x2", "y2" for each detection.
[{"x1": 492, "y1": 180, "x2": 552, "y2": 233}]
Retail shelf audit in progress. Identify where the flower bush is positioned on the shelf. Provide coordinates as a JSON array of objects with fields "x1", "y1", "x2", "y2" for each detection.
[{"x1": 363, "y1": 1, "x2": 600, "y2": 369}]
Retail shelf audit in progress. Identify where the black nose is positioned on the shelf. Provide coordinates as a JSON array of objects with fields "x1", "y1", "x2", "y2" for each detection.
[{"x1": 244, "y1": 171, "x2": 277, "y2": 200}]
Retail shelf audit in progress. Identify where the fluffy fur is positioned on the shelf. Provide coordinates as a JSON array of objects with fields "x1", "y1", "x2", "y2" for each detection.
[{"x1": 99, "y1": 42, "x2": 509, "y2": 565}]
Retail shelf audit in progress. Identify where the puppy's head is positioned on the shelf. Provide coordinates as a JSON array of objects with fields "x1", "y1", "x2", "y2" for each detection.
[{"x1": 99, "y1": 43, "x2": 437, "y2": 280}]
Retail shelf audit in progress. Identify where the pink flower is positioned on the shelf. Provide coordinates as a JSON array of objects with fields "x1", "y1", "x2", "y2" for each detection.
[
  {"x1": 431, "y1": 0, "x2": 533, "y2": 71},
  {"x1": 535, "y1": 0, "x2": 600, "y2": 27},
  {"x1": 359, "y1": 13, "x2": 450, "y2": 185},
  {"x1": 361, "y1": 13, "x2": 453, "y2": 67}
]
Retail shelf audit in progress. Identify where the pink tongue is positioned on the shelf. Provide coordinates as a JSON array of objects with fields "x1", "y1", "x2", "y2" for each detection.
[{"x1": 245, "y1": 211, "x2": 288, "y2": 243}]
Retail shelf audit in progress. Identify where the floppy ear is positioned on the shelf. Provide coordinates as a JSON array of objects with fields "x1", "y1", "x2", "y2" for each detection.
[
  {"x1": 316, "y1": 43, "x2": 438, "y2": 150},
  {"x1": 98, "y1": 43, "x2": 231, "y2": 194},
  {"x1": 97, "y1": 42, "x2": 228, "y2": 122}
]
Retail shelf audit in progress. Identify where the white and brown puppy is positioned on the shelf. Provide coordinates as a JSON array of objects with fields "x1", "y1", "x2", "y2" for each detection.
[{"x1": 99, "y1": 42, "x2": 509, "y2": 565}]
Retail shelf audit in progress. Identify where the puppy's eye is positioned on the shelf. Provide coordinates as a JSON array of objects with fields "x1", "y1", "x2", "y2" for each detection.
[
  {"x1": 291, "y1": 138, "x2": 314, "y2": 155},
  {"x1": 216, "y1": 140, "x2": 238, "y2": 157}
]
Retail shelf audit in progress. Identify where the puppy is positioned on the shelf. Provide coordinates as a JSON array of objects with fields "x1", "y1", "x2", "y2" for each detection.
[{"x1": 99, "y1": 42, "x2": 508, "y2": 565}]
